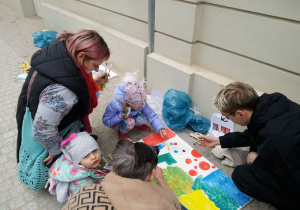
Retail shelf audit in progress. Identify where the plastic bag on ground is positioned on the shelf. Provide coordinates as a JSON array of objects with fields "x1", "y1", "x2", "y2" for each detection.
[
  {"x1": 162, "y1": 89, "x2": 210, "y2": 133},
  {"x1": 33, "y1": 30, "x2": 57, "y2": 48}
]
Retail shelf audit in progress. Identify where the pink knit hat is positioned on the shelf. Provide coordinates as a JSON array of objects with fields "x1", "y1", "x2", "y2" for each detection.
[{"x1": 124, "y1": 81, "x2": 147, "y2": 107}]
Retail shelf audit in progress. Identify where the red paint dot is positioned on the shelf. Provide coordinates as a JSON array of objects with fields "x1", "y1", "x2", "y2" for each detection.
[
  {"x1": 185, "y1": 158, "x2": 192, "y2": 164},
  {"x1": 194, "y1": 159, "x2": 198, "y2": 161},
  {"x1": 174, "y1": 142, "x2": 177, "y2": 145},
  {"x1": 188, "y1": 169, "x2": 198, "y2": 176},
  {"x1": 191, "y1": 149, "x2": 202, "y2": 158},
  {"x1": 199, "y1": 161, "x2": 210, "y2": 170},
  {"x1": 212, "y1": 166, "x2": 216, "y2": 169},
  {"x1": 194, "y1": 166, "x2": 197, "y2": 169}
]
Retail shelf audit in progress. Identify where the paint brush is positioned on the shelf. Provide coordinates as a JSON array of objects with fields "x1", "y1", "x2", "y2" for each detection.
[
  {"x1": 118, "y1": 107, "x2": 131, "y2": 120},
  {"x1": 104, "y1": 63, "x2": 108, "y2": 88},
  {"x1": 108, "y1": 62, "x2": 113, "y2": 75}
]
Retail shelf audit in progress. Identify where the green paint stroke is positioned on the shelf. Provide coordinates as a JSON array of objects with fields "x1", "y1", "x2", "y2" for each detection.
[
  {"x1": 163, "y1": 166, "x2": 193, "y2": 197},
  {"x1": 192, "y1": 175, "x2": 240, "y2": 210},
  {"x1": 158, "y1": 153, "x2": 177, "y2": 165}
]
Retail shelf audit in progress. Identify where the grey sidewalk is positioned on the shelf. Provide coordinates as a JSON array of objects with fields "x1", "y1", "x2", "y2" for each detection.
[{"x1": 0, "y1": 4, "x2": 274, "y2": 210}]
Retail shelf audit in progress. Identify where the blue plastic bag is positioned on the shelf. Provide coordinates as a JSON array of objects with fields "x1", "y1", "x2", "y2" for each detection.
[
  {"x1": 32, "y1": 30, "x2": 57, "y2": 48},
  {"x1": 162, "y1": 89, "x2": 210, "y2": 133}
]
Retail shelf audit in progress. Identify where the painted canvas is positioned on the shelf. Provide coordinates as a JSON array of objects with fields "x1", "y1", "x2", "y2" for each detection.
[{"x1": 141, "y1": 128, "x2": 251, "y2": 210}]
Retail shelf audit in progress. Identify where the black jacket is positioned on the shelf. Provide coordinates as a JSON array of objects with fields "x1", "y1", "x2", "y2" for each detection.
[
  {"x1": 220, "y1": 93, "x2": 300, "y2": 188},
  {"x1": 16, "y1": 39, "x2": 90, "y2": 162}
]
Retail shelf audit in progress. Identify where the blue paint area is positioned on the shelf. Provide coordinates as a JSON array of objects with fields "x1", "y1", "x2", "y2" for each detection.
[
  {"x1": 180, "y1": 203, "x2": 188, "y2": 210},
  {"x1": 174, "y1": 150, "x2": 178, "y2": 153},
  {"x1": 170, "y1": 142, "x2": 173, "y2": 145},
  {"x1": 202, "y1": 169, "x2": 251, "y2": 206},
  {"x1": 157, "y1": 143, "x2": 165, "y2": 149},
  {"x1": 192, "y1": 175, "x2": 240, "y2": 210}
]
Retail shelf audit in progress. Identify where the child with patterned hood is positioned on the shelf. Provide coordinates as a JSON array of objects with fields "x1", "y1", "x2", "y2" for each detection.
[
  {"x1": 103, "y1": 80, "x2": 167, "y2": 140},
  {"x1": 48, "y1": 132, "x2": 110, "y2": 203}
]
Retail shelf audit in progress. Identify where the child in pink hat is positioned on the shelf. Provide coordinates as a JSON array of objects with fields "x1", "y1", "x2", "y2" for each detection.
[{"x1": 103, "y1": 81, "x2": 167, "y2": 140}]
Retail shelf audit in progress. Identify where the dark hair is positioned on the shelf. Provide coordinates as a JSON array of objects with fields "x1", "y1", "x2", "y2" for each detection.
[{"x1": 111, "y1": 140, "x2": 159, "y2": 181}]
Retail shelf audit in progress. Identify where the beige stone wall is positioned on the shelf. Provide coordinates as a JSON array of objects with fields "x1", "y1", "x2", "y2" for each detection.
[
  {"x1": 17, "y1": 0, "x2": 300, "y2": 122},
  {"x1": 154, "y1": 0, "x2": 300, "y2": 105},
  {"x1": 0, "y1": 0, "x2": 36, "y2": 16}
]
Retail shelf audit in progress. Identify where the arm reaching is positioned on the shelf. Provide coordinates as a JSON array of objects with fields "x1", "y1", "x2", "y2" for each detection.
[
  {"x1": 198, "y1": 135, "x2": 220, "y2": 147},
  {"x1": 94, "y1": 71, "x2": 107, "y2": 86},
  {"x1": 153, "y1": 166, "x2": 168, "y2": 187},
  {"x1": 159, "y1": 129, "x2": 167, "y2": 138}
]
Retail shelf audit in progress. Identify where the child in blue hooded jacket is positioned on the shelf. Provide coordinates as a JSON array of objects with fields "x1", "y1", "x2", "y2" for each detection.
[{"x1": 103, "y1": 81, "x2": 167, "y2": 140}]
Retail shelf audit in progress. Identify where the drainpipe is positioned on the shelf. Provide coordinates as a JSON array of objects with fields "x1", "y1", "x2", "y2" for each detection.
[{"x1": 148, "y1": 0, "x2": 155, "y2": 54}]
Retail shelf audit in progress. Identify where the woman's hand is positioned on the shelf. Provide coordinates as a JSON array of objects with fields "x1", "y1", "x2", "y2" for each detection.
[
  {"x1": 198, "y1": 135, "x2": 220, "y2": 147},
  {"x1": 153, "y1": 166, "x2": 167, "y2": 187},
  {"x1": 247, "y1": 152, "x2": 258, "y2": 165},
  {"x1": 43, "y1": 154, "x2": 55, "y2": 166},
  {"x1": 94, "y1": 72, "x2": 109, "y2": 86},
  {"x1": 159, "y1": 129, "x2": 167, "y2": 138}
]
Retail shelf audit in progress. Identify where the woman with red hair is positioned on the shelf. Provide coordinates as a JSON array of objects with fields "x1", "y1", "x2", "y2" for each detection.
[{"x1": 16, "y1": 29, "x2": 110, "y2": 167}]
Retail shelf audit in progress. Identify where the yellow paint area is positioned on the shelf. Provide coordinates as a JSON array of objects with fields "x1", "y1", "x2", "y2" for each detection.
[
  {"x1": 163, "y1": 166, "x2": 194, "y2": 197},
  {"x1": 179, "y1": 190, "x2": 219, "y2": 210}
]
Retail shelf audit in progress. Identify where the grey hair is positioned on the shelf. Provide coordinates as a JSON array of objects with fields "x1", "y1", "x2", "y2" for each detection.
[
  {"x1": 213, "y1": 82, "x2": 258, "y2": 113},
  {"x1": 111, "y1": 140, "x2": 159, "y2": 181}
]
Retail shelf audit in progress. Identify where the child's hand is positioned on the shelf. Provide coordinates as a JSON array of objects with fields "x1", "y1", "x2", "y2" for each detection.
[
  {"x1": 43, "y1": 154, "x2": 55, "y2": 166},
  {"x1": 159, "y1": 129, "x2": 167, "y2": 138},
  {"x1": 118, "y1": 113, "x2": 129, "y2": 120},
  {"x1": 123, "y1": 113, "x2": 129, "y2": 119}
]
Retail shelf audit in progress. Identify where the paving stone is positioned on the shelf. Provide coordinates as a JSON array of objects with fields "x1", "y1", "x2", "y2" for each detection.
[
  {"x1": 6, "y1": 151, "x2": 17, "y2": 160},
  {"x1": 0, "y1": 127, "x2": 10, "y2": 134},
  {"x1": 0, "y1": 180, "x2": 13, "y2": 194},
  {"x1": 0, "y1": 144, "x2": 15, "y2": 155},
  {"x1": 0, "y1": 164, "x2": 5, "y2": 173},
  {"x1": 21, "y1": 201, "x2": 39, "y2": 210},
  {"x1": 23, "y1": 190, "x2": 40, "y2": 203},
  {"x1": 0, "y1": 120, "x2": 13, "y2": 127},
  {"x1": 47, "y1": 201, "x2": 65, "y2": 210},
  {"x1": 0, "y1": 137, "x2": 15, "y2": 148},
  {"x1": 11, "y1": 175, "x2": 20, "y2": 186},
  {"x1": 10, "y1": 184, "x2": 26, "y2": 198},
  {"x1": 0, "y1": 204, "x2": 9, "y2": 210},
  {"x1": 9, "y1": 195, "x2": 26, "y2": 209},
  {"x1": 1, "y1": 167, "x2": 17, "y2": 181},
  {"x1": 36, "y1": 193, "x2": 52, "y2": 208},
  {"x1": 4, "y1": 159, "x2": 17, "y2": 169},
  {"x1": 0, "y1": 156, "x2": 8, "y2": 165},
  {"x1": 0, "y1": 191, "x2": 12, "y2": 205},
  {"x1": 3, "y1": 130, "x2": 15, "y2": 139}
]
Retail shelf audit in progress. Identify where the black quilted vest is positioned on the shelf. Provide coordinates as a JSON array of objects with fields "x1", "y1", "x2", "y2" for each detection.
[{"x1": 16, "y1": 39, "x2": 90, "y2": 162}]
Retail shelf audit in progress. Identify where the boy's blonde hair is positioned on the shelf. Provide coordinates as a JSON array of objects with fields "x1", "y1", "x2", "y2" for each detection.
[{"x1": 213, "y1": 82, "x2": 258, "y2": 113}]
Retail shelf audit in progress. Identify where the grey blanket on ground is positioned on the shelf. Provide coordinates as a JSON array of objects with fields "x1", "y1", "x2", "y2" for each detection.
[{"x1": 211, "y1": 146, "x2": 249, "y2": 167}]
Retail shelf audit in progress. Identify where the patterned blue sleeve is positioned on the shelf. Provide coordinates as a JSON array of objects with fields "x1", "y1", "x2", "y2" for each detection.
[{"x1": 33, "y1": 84, "x2": 78, "y2": 156}]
